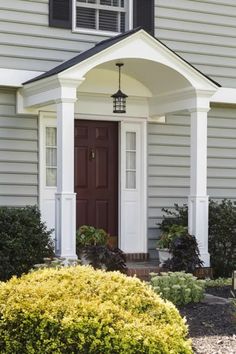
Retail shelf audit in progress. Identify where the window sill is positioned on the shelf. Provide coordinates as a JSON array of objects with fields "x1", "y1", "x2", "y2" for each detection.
[{"x1": 72, "y1": 27, "x2": 123, "y2": 37}]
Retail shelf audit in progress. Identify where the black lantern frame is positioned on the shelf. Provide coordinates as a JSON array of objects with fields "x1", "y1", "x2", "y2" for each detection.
[{"x1": 111, "y1": 63, "x2": 128, "y2": 114}]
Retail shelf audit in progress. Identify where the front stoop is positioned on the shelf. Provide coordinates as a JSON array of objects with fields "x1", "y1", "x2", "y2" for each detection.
[{"x1": 127, "y1": 261, "x2": 163, "y2": 281}]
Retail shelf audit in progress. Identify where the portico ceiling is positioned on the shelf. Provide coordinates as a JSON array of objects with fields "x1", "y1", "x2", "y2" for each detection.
[{"x1": 81, "y1": 58, "x2": 191, "y2": 97}]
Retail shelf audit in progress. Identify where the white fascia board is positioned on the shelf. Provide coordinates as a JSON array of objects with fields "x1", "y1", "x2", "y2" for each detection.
[
  {"x1": 0, "y1": 68, "x2": 44, "y2": 87},
  {"x1": 211, "y1": 87, "x2": 236, "y2": 104}
]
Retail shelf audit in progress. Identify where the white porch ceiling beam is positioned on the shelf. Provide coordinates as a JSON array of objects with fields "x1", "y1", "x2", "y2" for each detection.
[
  {"x1": 149, "y1": 88, "x2": 216, "y2": 117},
  {"x1": 21, "y1": 77, "x2": 85, "y2": 108}
]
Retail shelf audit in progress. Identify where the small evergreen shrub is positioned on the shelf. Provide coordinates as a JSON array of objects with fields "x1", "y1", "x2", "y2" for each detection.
[
  {"x1": 0, "y1": 206, "x2": 54, "y2": 281},
  {"x1": 208, "y1": 199, "x2": 236, "y2": 277},
  {"x1": 0, "y1": 266, "x2": 193, "y2": 354},
  {"x1": 150, "y1": 272, "x2": 205, "y2": 306},
  {"x1": 159, "y1": 200, "x2": 236, "y2": 277}
]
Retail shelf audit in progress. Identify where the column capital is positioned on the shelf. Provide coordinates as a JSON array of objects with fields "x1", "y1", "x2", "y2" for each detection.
[
  {"x1": 188, "y1": 107, "x2": 210, "y2": 114},
  {"x1": 55, "y1": 98, "x2": 77, "y2": 104}
]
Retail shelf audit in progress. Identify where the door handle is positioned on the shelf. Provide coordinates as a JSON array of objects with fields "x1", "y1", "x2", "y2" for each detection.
[{"x1": 89, "y1": 149, "x2": 95, "y2": 160}]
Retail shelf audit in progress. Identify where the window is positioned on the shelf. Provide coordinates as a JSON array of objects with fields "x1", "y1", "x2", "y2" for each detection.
[
  {"x1": 49, "y1": 0, "x2": 155, "y2": 35},
  {"x1": 74, "y1": 0, "x2": 131, "y2": 34},
  {"x1": 46, "y1": 127, "x2": 57, "y2": 187},
  {"x1": 126, "y1": 131, "x2": 136, "y2": 189}
]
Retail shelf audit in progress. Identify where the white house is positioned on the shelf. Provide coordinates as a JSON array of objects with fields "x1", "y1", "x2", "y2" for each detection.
[{"x1": 1, "y1": 0, "x2": 236, "y2": 267}]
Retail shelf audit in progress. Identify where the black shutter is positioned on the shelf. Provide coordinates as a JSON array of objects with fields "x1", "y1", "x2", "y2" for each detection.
[
  {"x1": 133, "y1": 0, "x2": 154, "y2": 36},
  {"x1": 49, "y1": 0, "x2": 72, "y2": 29}
]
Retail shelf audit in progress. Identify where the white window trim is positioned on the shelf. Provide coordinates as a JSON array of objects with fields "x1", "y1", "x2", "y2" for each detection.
[{"x1": 72, "y1": 0, "x2": 133, "y2": 36}]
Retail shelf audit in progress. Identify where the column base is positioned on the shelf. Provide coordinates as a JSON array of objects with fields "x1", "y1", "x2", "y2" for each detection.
[
  {"x1": 188, "y1": 195, "x2": 210, "y2": 267},
  {"x1": 199, "y1": 252, "x2": 210, "y2": 268},
  {"x1": 55, "y1": 192, "x2": 77, "y2": 259}
]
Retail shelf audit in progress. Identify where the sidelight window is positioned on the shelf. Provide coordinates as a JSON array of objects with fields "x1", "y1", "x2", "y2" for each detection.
[
  {"x1": 125, "y1": 131, "x2": 136, "y2": 189},
  {"x1": 45, "y1": 127, "x2": 57, "y2": 187}
]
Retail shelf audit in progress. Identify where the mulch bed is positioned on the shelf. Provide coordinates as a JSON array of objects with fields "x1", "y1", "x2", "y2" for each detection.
[
  {"x1": 180, "y1": 293, "x2": 236, "y2": 354},
  {"x1": 205, "y1": 285, "x2": 232, "y2": 299}
]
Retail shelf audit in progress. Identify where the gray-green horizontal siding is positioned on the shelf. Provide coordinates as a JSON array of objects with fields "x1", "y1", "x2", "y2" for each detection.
[
  {"x1": 0, "y1": 89, "x2": 38, "y2": 207},
  {"x1": 148, "y1": 107, "x2": 236, "y2": 258},
  {"x1": 155, "y1": 0, "x2": 236, "y2": 88},
  {"x1": 0, "y1": 0, "x2": 109, "y2": 72}
]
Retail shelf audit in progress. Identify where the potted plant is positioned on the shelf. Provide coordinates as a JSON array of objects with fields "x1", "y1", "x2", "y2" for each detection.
[
  {"x1": 76, "y1": 225, "x2": 108, "y2": 264},
  {"x1": 157, "y1": 225, "x2": 187, "y2": 266},
  {"x1": 76, "y1": 225, "x2": 127, "y2": 273}
]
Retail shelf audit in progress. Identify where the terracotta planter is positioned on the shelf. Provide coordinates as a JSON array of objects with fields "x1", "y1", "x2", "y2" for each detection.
[
  {"x1": 156, "y1": 248, "x2": 172, "y2": 266},
  {"x1": 107, "y1": 236, "x2": 118, "y2": 248}
]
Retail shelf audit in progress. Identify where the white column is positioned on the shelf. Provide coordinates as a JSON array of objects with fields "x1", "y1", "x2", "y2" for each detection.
[
  {"x1": 55, "y1": 99, "x2": 77, "y2": 259},
  {"x1": 188, "y1": 108, "x2": 210, "y2": 267}
]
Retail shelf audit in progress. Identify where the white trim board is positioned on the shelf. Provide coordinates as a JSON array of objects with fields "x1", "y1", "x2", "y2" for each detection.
[
  {"x1": 211, "y1": 88, "x2": 236, "y2": 104},
  {"x1": 0, "y1": 68, "x2": 44, "y2": 87}
]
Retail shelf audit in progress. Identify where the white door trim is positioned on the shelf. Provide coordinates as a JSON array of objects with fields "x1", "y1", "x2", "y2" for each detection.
[{"x1": 39, "y1": 112, "x2": 147, "y2": 254}]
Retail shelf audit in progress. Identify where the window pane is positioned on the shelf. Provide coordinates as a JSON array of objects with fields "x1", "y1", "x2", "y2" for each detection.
[
  {"x1": 126, "y1": 151, "x2": 136, "y2": 170},
  {"x1": 78, "y1": 0, "x2": 97, "y2": 3},
  {"x1": 126, "y1": 171, "x2": 136, "y2": 189},
  {"x1": 45, "y1": 127, "x2": 57, "y2": 187},
  {"x1": 46, "y1": 127, "x2": 56, "y2": 146},
  {"x1": 100, "y1": 0, "x2": 119, "y2": 6},
  {"x1": 77, "y1": 7, "x2": 96, "y2": 29},
  {"x1": 46, "y1": 148, "x2": 57, "y2": 167},
  {"x1": 126, "y1": 132, "x2": 136, "y2": 150},
  {"x1": 46, "y1": 168, "x2": 57, "y2": 187},
  {"x1": 99, "y1": 10, "x2": 118, "y2": 31}
]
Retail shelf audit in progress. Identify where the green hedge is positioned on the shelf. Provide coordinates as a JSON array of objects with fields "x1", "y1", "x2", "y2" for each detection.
[
  {"x1": 0, "y1": 266, "x2": 193, "y2": 353},
  {"x1": 0, "y1": 206, "x2": 54, "y2": 281}
]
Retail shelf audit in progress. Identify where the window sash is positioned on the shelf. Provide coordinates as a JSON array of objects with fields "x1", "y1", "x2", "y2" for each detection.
[{"x1": 75, "y1": 0, "x2": 129, "y2": 33}]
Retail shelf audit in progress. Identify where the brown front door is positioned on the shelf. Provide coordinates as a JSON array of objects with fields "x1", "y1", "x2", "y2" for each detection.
[{"x1": 74, "y1": 120, "x2": 118, "y2": 237}]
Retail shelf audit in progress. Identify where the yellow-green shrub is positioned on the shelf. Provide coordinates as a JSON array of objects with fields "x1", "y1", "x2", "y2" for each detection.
[{"x1": 0, "y1": 266, "x2": 193, "y2": 354}]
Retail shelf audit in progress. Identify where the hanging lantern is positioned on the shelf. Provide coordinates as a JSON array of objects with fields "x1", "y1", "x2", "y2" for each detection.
[{"x1": 111, "y1": 63, "x2": 128, "y2": 114}]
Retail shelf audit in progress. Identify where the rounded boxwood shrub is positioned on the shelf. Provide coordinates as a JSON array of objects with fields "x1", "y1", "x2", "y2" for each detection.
[
  {"x1": 0, "y1": 206, "x2": 54, "y2": 281},
  {"x1": 0, "y1": 266, "x2": 193, "y2": 354}
]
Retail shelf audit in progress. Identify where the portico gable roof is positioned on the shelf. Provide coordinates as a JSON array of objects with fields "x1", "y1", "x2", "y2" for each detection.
[{"x1": 24, "y1": 28, "x2": 220, "y2": 91}]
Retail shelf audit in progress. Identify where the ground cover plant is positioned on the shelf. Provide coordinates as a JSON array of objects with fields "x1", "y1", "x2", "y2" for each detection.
[
  {"x1": 150, "y1": 271, "x2": 205, "y2": 306},
  {"x1": 0, "y1": 266, "x2": 193, "y2": 354},
  {"x1": 159, "y1": 199, "x2": 236, "y2": 277},
  {"x1": 0, "y1": 206, "x2": 54, "y2": 281}
]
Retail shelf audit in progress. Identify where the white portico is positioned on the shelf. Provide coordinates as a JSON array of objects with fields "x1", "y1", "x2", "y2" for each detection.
[{"x1": 18, "y1": 28, "x2": 219, "y2": 266}]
